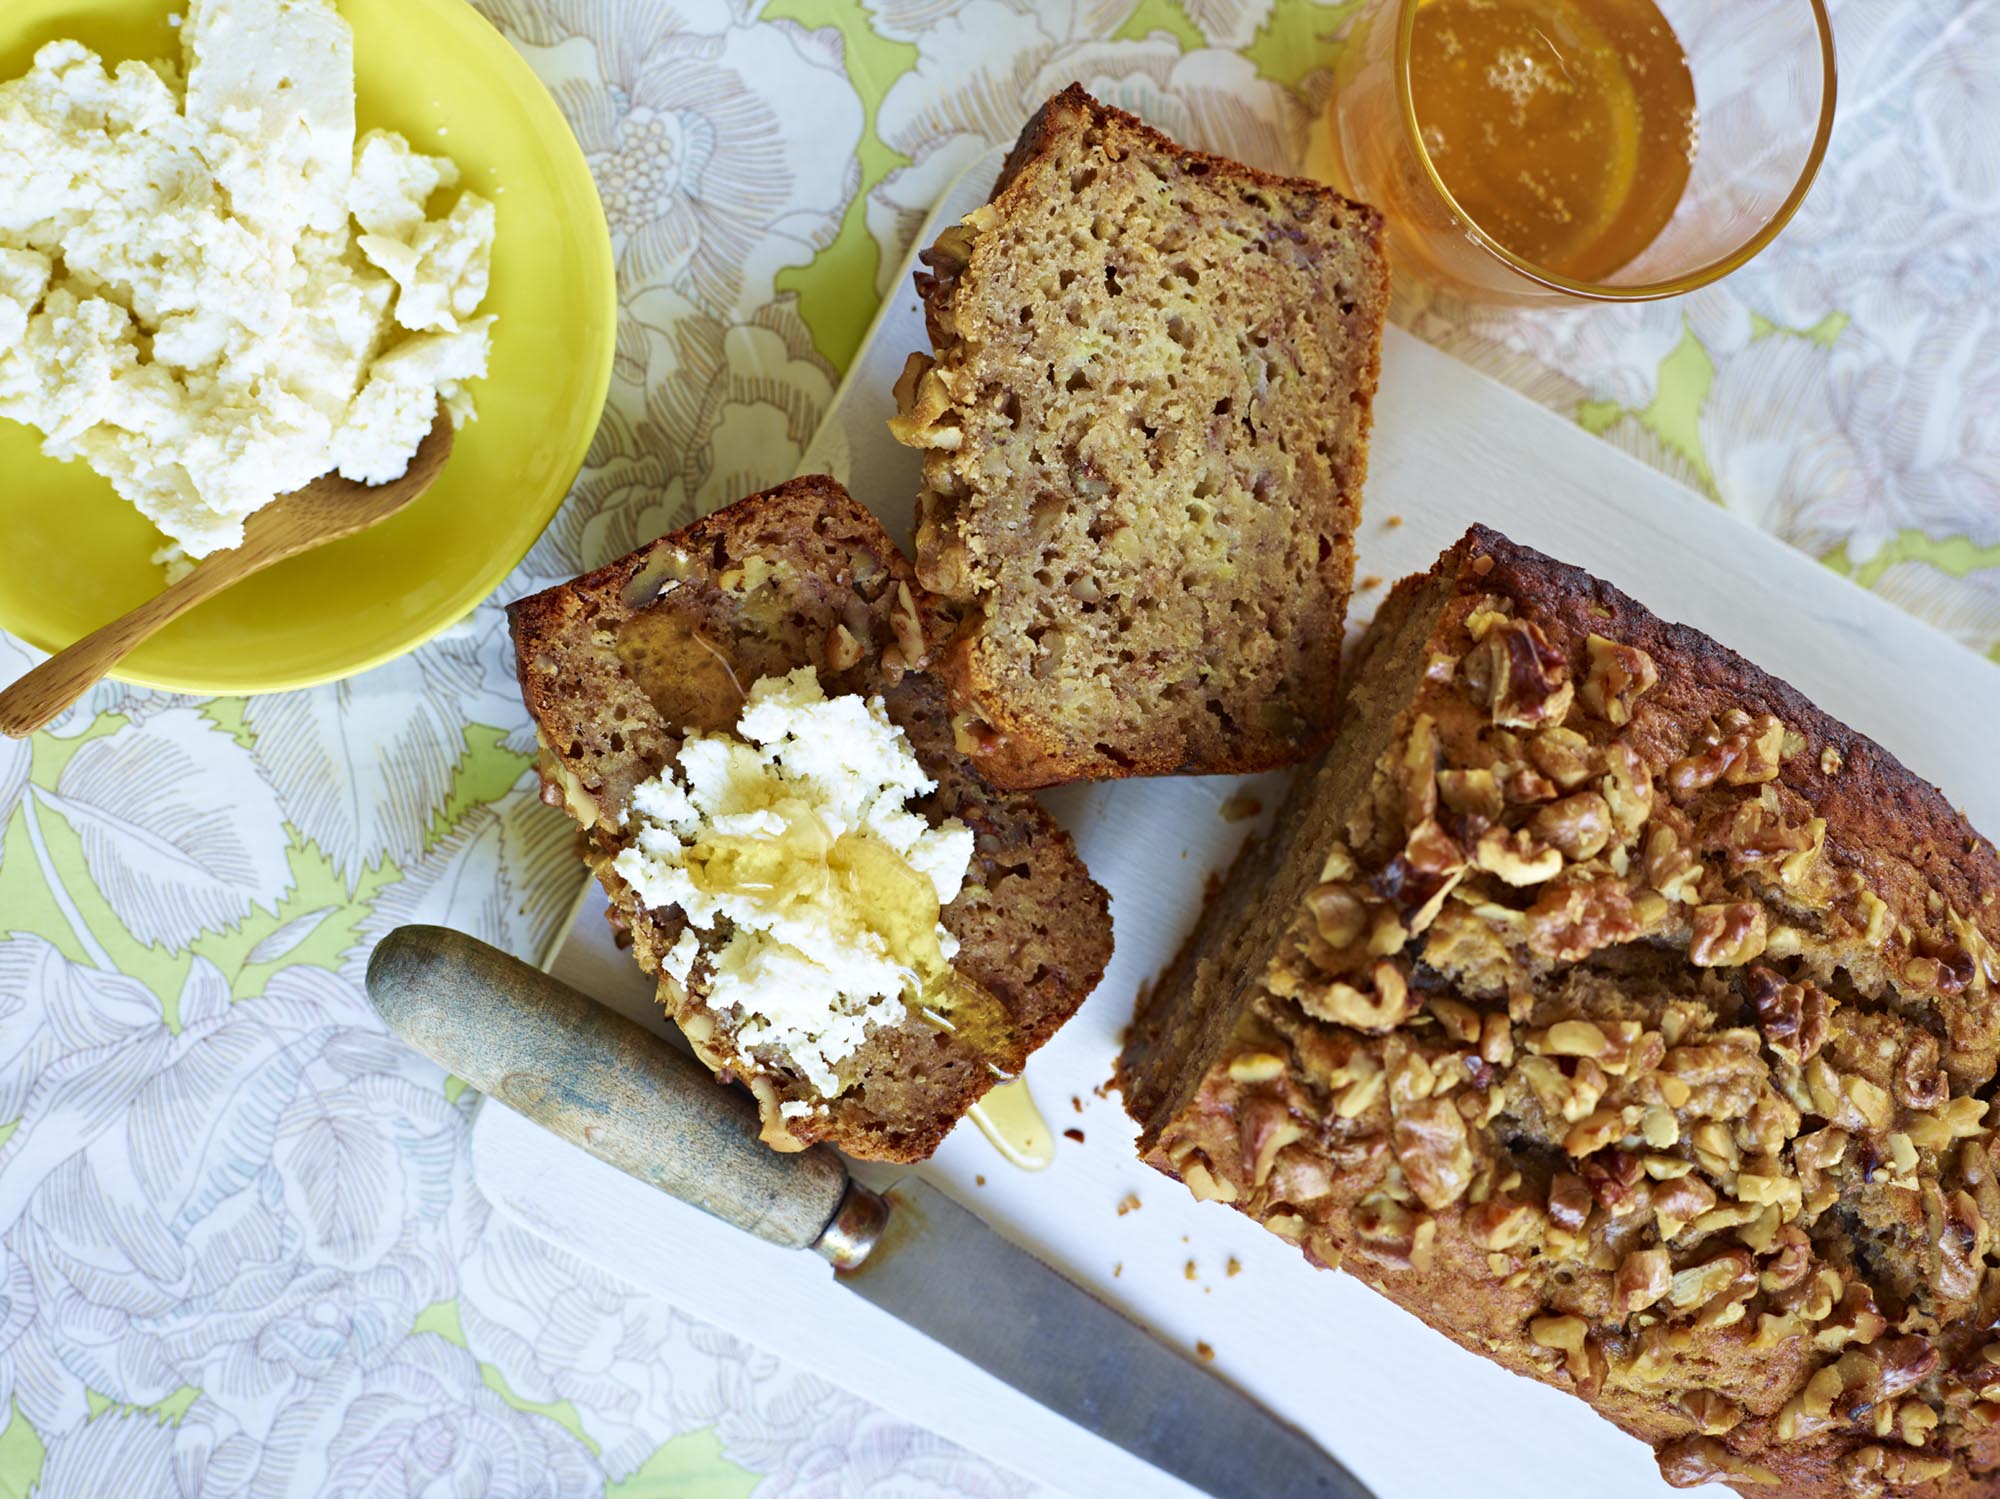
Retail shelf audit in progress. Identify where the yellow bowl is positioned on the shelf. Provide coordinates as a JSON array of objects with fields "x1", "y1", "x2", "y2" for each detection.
[{"x1": 0, "y1": 0, "x2": 615, "y2": 694}]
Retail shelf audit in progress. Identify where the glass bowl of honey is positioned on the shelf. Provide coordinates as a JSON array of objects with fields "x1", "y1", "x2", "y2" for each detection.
[{"x1": 1326, "y1": 0, "x2": 1837, "y2": 302}]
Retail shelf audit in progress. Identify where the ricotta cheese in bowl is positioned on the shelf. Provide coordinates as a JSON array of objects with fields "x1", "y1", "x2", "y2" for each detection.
[{"x1": 0, "y1": 0, "x2": 495, "y2": 575}]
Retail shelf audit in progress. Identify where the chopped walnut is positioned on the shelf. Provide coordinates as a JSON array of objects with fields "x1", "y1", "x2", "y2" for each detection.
[
  {"x1": 1600, "y1": 740, "x2": 1654, "y2": 840},
  {"x1": 1532, "y1": 791, "x2": 1613, "y2": 861},
  {"x1": 1399, "y1": 714, "x2": 1439, "y2": 829},
  {"x1": 823, "y1": 623, "x2": 864, "y2": 671},
  {"x1": 1473, "y1": 825, "x2": 1562, "y2": 886},
  {"x1": 1580, "y1": 634, "x2": 1659, "y2": 725},
  {"x1": 1689, "y1": 903, "x2": 1768, "y2": 966},
  {"x1": 1466, "y1": 1197, "x2": 1545, "y2": 1251},
  {"x1": 1437, "y1": 767, "x2": 1504, "y2": 821},
  {"x1": 1529, "y1": 726, "x2": 1598, "y2": 791},
  {"x1": 1678, "y1": 1391, "x2": 1744, "y2": 1436},
  {"x1": 1547, "y1": 1172, "x2": 1593, "y2": 1232},
  {"x1": 1297, "y1": 959, "x2": 1414, "y2": 1033},
  {"x1": 1305, "y1": 881, "x2": 1367, "y2": 949},
  {"x1": 1644, "y1": 827, "x2": 1704, "y2": 904},
  {"x1": 1745, "y1": 965, "x2": 1832, "y2": 1064},
  {"x1": 1526, "y1": 877, "x2": 1641, "y2": 963},
  {"x1": 1616, "y1": 1247, "x2": 1672, "y2": 1312},
  {"x1": 1655, "y1": 1437, "x2": 1780, "y2": 1488},
  {"x1": 1474, "y1": 616, "x2": 1575, "y2": 729},
  {"x1": 1893, "y1": 1032, "x2": 1947, "y2": 1111}
]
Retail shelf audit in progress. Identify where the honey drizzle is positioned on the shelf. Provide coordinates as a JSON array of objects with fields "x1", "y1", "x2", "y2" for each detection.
[{"x1": 1408, "y1": 0, "x2": 1697, "y2": 280}]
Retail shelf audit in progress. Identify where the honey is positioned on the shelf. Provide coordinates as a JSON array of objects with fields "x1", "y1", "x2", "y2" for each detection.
[{"x1": 1405, "y1": 0, "x2": 1697, "y2": 280}]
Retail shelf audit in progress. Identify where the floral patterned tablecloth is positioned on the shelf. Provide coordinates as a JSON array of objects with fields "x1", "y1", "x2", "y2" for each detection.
[{"x1": 0, "y1": 0, "x2": 1994, "y2": 1494}]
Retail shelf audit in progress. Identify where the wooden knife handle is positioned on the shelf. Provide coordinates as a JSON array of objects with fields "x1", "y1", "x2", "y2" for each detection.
[{"x1": 366, "y1": 924, "x2": 852, "y2": 1252}]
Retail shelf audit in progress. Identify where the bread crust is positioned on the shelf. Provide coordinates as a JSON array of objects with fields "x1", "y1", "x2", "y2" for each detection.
[
  {"x1": 1120, "y1": 525, "x2": 2000, "y2": 1497},
  {"x1": 510, "y1": 476, "x2": 1113, "y2": 1161},
  {"x1": 893, "y1": 85, "x2": 1390, "y2": 790}
]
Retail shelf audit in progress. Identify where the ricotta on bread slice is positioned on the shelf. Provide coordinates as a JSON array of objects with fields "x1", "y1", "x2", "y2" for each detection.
[{"x1": 509, "y1": 475, "x2": 1113, "y2": 1161}]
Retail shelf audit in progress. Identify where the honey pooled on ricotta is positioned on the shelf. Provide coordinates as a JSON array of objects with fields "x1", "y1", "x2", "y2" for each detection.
[
  {"x1": 612, "y1": 667, "x2": 976, "y2": 1098},
  {"x1": 0, "y1": 0, "x2": 495, "y2": 571}
]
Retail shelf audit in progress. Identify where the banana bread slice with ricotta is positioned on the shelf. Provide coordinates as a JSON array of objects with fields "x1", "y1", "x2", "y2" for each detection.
[
  {"x1": 511, "y1": 475, "x2": 1112, "y2": 1162},
  {"x1": 1119, "y1": 525, "x2": 2000, "y2": 1497},
  {"x1": 890, "y1": 85, "x2": 1389, "y2": 789}
]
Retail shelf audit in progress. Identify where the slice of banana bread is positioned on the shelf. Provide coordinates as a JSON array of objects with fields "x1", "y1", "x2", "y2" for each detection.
[
  {"x1": 1119, "y1": 525, "x2": 2000, "y2": 1497},
  {"x1": 510, "y1": 476, "x2": 1112, "y2": 1162},
  {"x1": 890, "y1": 85, "x2": 1389, "y2": 790}
]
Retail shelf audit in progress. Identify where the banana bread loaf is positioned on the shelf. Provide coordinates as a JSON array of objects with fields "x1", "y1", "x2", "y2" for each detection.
[
  {"x1": 511, "y1": 476, "x2": 1112, "y2": 1161},
  {"x1": 1119, "y1": 525, "x2": 2000, "y2": 1496},
  {"x1": 889, "y1": 84, "x2": 1389, "y2": 790}
]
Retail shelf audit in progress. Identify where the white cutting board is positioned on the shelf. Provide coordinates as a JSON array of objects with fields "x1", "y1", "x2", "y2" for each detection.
[{"x1": 474, "y1": 147, "x2": 2000, "y2": 1499}]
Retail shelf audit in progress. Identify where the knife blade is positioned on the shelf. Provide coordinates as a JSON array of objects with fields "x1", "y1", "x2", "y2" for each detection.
[{"x1": 366, "y1": 925, "x2": 1376, "y2": 1499}]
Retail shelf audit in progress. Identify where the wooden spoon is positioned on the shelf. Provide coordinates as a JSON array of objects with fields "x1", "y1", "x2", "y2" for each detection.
[{"x1": 0, "y1": 403, "x2": 454, "y2": 739}]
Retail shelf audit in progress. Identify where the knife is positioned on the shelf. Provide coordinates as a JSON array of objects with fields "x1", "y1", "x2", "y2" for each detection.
[{"x1": 366, "y1": 925, "x2": 1376, "y2": 1499}]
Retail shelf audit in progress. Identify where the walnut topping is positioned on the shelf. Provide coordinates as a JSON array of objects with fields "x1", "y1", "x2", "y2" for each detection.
[
  {"x1": 1391, "y1": 1083, "x2": 1476, "y2": 1211},
  {"x1": 1297, "y1": 959, "x2": 1414, "y2": 1034},
  {"x1": 1466, "y1": 1197, "x2": 1544, "y2": 1251},
  {"x1": 1527, "y1": 1313, "x2": 1604, "y2": 1394},
  {"x1": 1377, "y1": 820, "x2": 1467, "y2": 933},
  {"x1": 1474, "y1": 616, "x2": 1575, "y2": 729},
  {"x1": 1616, "y1": 1247, "x2": 1672, "y2": 1312},
  {"x1": 1678, "y1": 1391, "x2": 1744, "y2": 1436},
  {"x1": 824, "y1": 622, "x2": 864, "y2": 671},
  {"x1": 1527, "y1": 877, "x2": 1641, "y2": 963},
  {"x1": 1532, "y1": 791, "x2": 1613, "y2": 861},
  {"x1": 1656, "y1": 1437, "x2": 1780, "y2": 1488},
  {"x1": 1928, "y1": 1182, "x2": 1988, "y2": 1302},
  {"x1": 1668, "y1": 710, "x2": 1789, "y2": 798},
  {"x1": 889, "y1": 582, "x2": 929, "y2": 670},
  {"x1": 1305, "y1": 881, "x2": 1367, "y2": 949},
  {"x1": 1842, "y1": 1446, "x2": 1955, "y2": 1490},
  {"x1": 1226, "y1": 1052, "x2": 1286, "y2": 1084},
  {"x1": 1893, "y1": 1032, "x2": 1947, "y2": 1111},
  {"x1": 1547, "y1": 1172, "x2": 1593, "y2": 1232},
  {"x1": 1580, "y1": 634, "x2": 1659, "y2": 725},
  {"x1": 1601, "y1": 740, "x2": 1655, "y2": 840},
  {"x1": 1689, "y1": 903, "x2": 1768, "y2": 966},
  {"x1": 1529, "y1": 726, "x2": 1598, "y2": 791},
  {"x1": 1746, "y1": 965, "x2": 1832, "y2": 1064},
  {"x1": 1399, "y1": 714, "x2": 1439, "y2": 829},
  {"x1": 1651, "y1": 1174, "x2": 1718, "y2": 1238},
  {"x1": 1473, "y1": 826, "x2": 1562, "y2": 886},
  {"x1": 1644, "y1": 827, "x2": 1704, "y2": 904},
  {"x1": 1437, "y1": 767, "x2": 1504, "y2": 821},
  {"x1": 1353, "y1": 1192, "x2": 1432, "y2": 1269},
  {"x1": 1239, "y1": 1094, "x2": 1306, "y2": 1188}
]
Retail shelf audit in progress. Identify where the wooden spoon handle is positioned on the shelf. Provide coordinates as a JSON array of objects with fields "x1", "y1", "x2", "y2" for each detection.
[{"x1": 0, "y1": 561, "x2": 239, "y2": 737}]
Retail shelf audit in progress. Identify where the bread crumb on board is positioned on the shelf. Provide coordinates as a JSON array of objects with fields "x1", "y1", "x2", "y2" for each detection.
[
  {"x1": 974, "y1": 1174, "x2": 986, "y2": 1187},
  {"x1": 1063, "y1": 1127, "x2": 1085, "y2": 1144},
  {"x1": 1226, "y1": 1256, "x2": 1242, "y2": 1278},
  {"x1": 1195, "y1": 1341, "x2": 1216, "y2": 1363},
  {"x1": 1217, "y1": 792, "x2": 1262, "y2": 822},
  {"x1": 1184, "y1": 1259, "x2": 1198, "y2": 1281},
  {"x1": 1385, "y1": 514, "x2": 1403, "y2": 529},
  {"x1": 1358, "y1": 574, "x2": 1383, "y2": 591},
  {"x1": 1116, "y1": 1193, "x2": 1142, "y2": 1216}
]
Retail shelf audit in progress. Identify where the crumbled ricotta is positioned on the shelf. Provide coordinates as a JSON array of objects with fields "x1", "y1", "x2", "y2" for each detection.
[
  {"x1": 612, "y1": 668, "x2": 976, "y2": 1098},
  {"x1": 0, "y1": 0, "x2": 495, "y2": 566}
]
